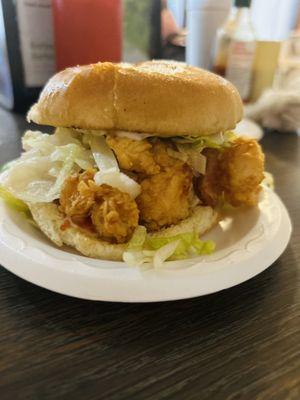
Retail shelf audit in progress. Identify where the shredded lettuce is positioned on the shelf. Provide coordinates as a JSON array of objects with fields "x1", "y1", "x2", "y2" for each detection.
[
  {"x1": 169, "y1": 131, "x2": 236, "y2": 176},
  {"x1": 90, "y1": 135, "x2": 119, "y2": 172},
  {"x1": 123, "y1": 227, "x2": 215, "y2": 269},
  {"x1": 0, "y1": 128, "x2": 142, "y2": 203},
  {"x1": 48, "y1": 147, "x2": 79, "y2": 198},
  {"x1": 123, "y1": 226, "x2": 153, "y2": 267},
  {"x1": 166, "y1": 148, "x2": 188, "y2": 163},
  {"x1": 153, "y1": 240, "x2": 181, "y2": 269},
  {"x1": 172, "y1": 145, "x2": 207, "y2": 175},
  {"x1": 0, "y1": 160, "x2": 18, "y2": 173},
  {"x1": 94, "y1": 170, "x2": 141, "y2": 198},
  {"x1": 0, "y1": 129, "x2": 95, "y2": 203},
  {"x1": 22, "y1": 128, "x2": 83, "y2": 151},
  {"x1": 0, "y1": 158, "x2": 58, "y2": 203},
  {"x1": 146, "y1": 232, "x2": 215, "y2": 258},
  {"x1": 51, "y1": 143, "x2": 94, "y2": 171},
  {"x1": 0, "y1": 186, "x2": 37, "y2": 227},
  {"x1": 90, "y1": 135, "x2": 141, "y2": 198},
  {"x1": 127, "y1": 225, "x2": 147, "y2": 251},
  {"x1": 0, "y1": 186, "x2": 29, "y2": 213},
  {"x1": 172, "y1": 131, "x2": 237, "y2": 151},
  {"x1": 48, "y1": 143, "x2": 94, "y2": 199}
]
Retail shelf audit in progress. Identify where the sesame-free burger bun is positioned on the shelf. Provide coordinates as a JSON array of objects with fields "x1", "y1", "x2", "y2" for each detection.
[
  {"x1": 28, "y1": 202, "x2": 218, "y2": 261},
  {"x1": 27, "y1": 60, "x2": 243, "y2": 137}
]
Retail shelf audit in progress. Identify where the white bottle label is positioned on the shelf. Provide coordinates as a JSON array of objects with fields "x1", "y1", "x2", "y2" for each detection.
[
  {"x1": 226, "y1": 40, "x2": 256, "y2": 100},
  {"x1": 16, "y1": 0, "x2": 55, "y2": 87}
]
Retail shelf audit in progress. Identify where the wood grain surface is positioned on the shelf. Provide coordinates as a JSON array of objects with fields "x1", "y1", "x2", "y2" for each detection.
[{"x1": 0, "y1": 108, "x2": 299, "y2": 400}]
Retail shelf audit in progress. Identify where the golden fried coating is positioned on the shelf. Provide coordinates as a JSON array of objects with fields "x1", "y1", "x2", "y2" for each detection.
[
  {"x1": 195, "y1": 138, "x2": 264, "y2": 207},
  {"x1": 153, "y1": 141, "x2": 186, "y2": 169},
  {"x1": 59, "y1": 169, "x2": 96, "y2": 218},
  {"x1": 221, "y1": 138, "x2": 265, "y2": 206},
  {"x1": 137, "y1": 165, "x2": 193, "y2": 230},
  {"x1": 106, "y1": 135, "x2": 160, "y2": 175},
  {"x1": 106, "y1": 136, "x2": 183, "y2": 175},
  {"x1": 59, "y1": 136, "x2": 263, "y2": 242},
  {"x1": 60, "y1": 171, "x2": 138, "y2": 243},
  {"x1": 106, "y1": 136, "x2": 194, "y2": 230},
  {"x1": 194, "y1": 148, "x2": 222, "y2": 207},
  {"x1": 92, "y1": 184, "x2": 139, "y2": 243}
]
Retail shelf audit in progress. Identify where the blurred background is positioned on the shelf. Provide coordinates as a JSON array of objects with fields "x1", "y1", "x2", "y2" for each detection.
[{"x1": 0, "y1": 0, "x2": 300, "y2": 132}]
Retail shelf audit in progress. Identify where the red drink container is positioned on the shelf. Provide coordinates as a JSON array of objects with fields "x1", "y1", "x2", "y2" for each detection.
[{"x1": 52, "y1": 0, "x2": 122, "y2": 71}]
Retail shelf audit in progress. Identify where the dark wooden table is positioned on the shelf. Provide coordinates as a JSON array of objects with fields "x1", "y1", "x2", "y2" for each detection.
[{"x1": 0, "y1": 107, "x2": 299, "y2": 400}]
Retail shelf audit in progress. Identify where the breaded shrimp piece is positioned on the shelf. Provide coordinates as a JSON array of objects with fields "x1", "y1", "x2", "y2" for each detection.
[
  {"x1": 152, "y1": 141, "x2": 184, "y2": 169},
  {"x1": 91, "y1": 184, "x2": 139, "y2": 243},
  {"x1": 194, "y1": 148, "x2": 222, "y2": 207},
  {"x1": 221, "y1": 138, "x2": 265, "y2": 206},
  {"x1": 59, "y1": 169, "x2": 96, "y2": 218},
  {"x1": 60, "y1": 170, "x2": 139, "y2": 243},
  {"x1": 106, "y1": 136, "x2": 183, "y2": 175},
  {"x1": 137, "y1": 165, "x2": 193, "y2": 231},
  {"x1": 195, "y1": 138, "x2": 264, "y2": 207},
  {"x1": 106, "y1": 135, "x2": 160, "y2": 175}
]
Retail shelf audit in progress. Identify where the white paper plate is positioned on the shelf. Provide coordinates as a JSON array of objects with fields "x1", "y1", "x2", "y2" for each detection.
[{"x1": 0, "y1": 188, "x2": 292, "y2": 302}]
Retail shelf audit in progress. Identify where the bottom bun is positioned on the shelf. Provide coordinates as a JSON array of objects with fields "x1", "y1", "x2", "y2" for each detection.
[{"x1": 28, "y1": 203, "x2": 218, "y2": 261}]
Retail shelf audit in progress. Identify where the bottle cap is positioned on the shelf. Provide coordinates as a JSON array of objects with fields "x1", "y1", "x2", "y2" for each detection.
[{"x1": 235, "y1": 0, "x2": 251, "y2": 7}]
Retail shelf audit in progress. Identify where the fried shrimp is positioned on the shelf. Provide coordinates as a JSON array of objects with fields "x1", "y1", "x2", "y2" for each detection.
[
  {"x1": 60, "y1": 136, "x2": 263, "y2": 240},
  {"x1": 59, "y1": 169, "x2": 96, "y2": 218},
  {"x1": 194, "y1": 148, "x2": 222, "y2": 207},
  {"x1": 106, "y1": 136, "x2": 183, "y2": 175},
  {"x1": 221, "y1": 138, "x2": 265, "y2": 206},
  {"x1": 60, "y1": 171, "x2": 139, "y2": 243},
  {"x1": 195, "y1": 138, "x2": 265, "y2": 207},
  {"x1": 91, "y1": 184, "x2": 139, "y2": 243},
  {"x1": 152, "y1": 141, "x2": 184, "y2": 169},
  {"x1": 106, "y1": 135, "x2": 160, "y2": 175},
  {"x1": 137, "y1": 165, "x2": 193, "y2": 230},
  {"x1": 106, "y1": 136, "x2": 194, "y2": 230}
]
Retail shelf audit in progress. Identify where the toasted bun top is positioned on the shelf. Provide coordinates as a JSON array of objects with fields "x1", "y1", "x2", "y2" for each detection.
[{"x1": 27, "y1": 60, "x2": 243, "y2": 137}]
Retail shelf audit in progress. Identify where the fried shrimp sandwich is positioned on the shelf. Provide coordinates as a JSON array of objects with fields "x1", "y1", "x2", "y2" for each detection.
[{"x1": 0, "y1": 61, "x2": 265, "y2": 267}]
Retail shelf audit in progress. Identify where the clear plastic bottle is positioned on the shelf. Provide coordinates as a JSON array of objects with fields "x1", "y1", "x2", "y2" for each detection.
[
  {"x1": 213, "y1": 0, "x2": 256, "y2": 101},
  {"x1": 213, "y1": 7, "x2": 238, "y2": 76}
]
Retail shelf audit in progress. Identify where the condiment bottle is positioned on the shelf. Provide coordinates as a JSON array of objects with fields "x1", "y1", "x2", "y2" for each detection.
[
  {"x1": 213, "y1": 0, "x2": 256, "y2": 101},
  {"x1": 52, "y1": 0, "x2": 122, "y2": 71},
  {"x1": 0, "y1": 0, "x2": 55, "y2": 111}
]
